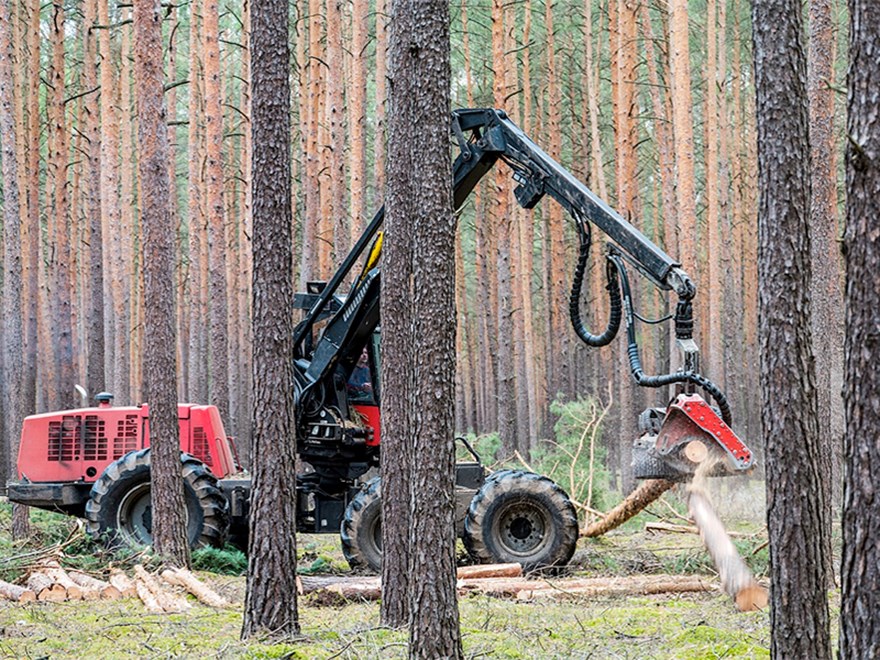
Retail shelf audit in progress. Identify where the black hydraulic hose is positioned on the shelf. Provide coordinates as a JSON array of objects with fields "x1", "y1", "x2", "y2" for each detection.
[
  {"x1": 608, "y1": 254, "x2": 734, "y2": 427},
  {"x1": 569, "y1": 222, "x2": 622, "y2": 347}
]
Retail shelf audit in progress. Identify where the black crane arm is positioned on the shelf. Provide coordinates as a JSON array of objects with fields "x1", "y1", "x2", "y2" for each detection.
[
  {"x1": 294, "y1": 107, "x2": 730, "y2": 421},
  {"x1": 449, "y1": 109, "x2": 694, "y2": 298}
]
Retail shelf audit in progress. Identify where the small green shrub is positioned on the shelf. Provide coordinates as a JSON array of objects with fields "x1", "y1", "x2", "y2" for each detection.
[
  {"x1": 192, "y1": 545, "x2": 248, "y2": 575},
  {"x1": 457, "y1": 432, "x2": 500, "y2": 467},
  {"x1": 530, "y1": 396, "x2": 611, "y2": 516}
]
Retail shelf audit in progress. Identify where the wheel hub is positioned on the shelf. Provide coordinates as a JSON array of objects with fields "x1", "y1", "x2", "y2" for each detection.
[
  {"x1": 499, "y1": 505, "x2": 547, "y2": 554},
  {"x1": 117, "y1": 484, "x2": 153, "y2": 546}
]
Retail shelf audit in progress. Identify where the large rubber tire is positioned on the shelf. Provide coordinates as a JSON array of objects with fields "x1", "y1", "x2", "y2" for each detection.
[
  {"x1": 340, "y1": 477, "x2": 382, "y2": 573},
  {"x1": 85, "y1": 448, "x2": 229, "y2": 549},
  {"x1": 463, "y1": 470, "x2": 578, "y2": 572}
]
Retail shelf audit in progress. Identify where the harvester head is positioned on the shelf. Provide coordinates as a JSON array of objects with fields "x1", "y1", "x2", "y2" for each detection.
[{"x1": 632, "y1": 393, "x2": 754, "y2": 481}]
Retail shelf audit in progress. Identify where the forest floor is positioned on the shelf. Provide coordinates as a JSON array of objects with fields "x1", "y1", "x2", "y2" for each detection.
[{"x1": 0, "y1": 480, "x2": 839, "y2": 659}]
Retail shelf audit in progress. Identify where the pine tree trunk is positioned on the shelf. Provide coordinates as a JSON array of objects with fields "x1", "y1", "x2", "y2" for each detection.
[
  {"x1": 373, "y1": 0, "x2": 387, "y2": 201},
  {"x1": 380, "y1": 0, "x2": 415, "y2": 620},
  {"x1": 241, "y1": 0, "x2": 299, "y2": 636},
  {"x1": 383, "y1": 0, "x2": 461, "y2": 652},
  {"x1": 840, "y1": 1, "x2": 880, "y2": 654},
  {"x1": 204, "y1": 0, "x2": 229, "y2": 421},
  {"x1": 22, "y1": 0, "x2": 39, "y2": 418},
  {"x1": 808, "y1": 0, "x2": 843, "y2": 517},
  {"x1": 615, "y1": 0, "x2": 640, "y2": 491},
  {"x1": 0, "y1": 0, "x2": 26, "y2": 497},
  {"x1": 133, "y1": 0, "x2": 190, "y2": 568},
  {"x1": 752, "y1": 0, "x2": 831, "y2": 655},
  {"x1": 544, "y1": 0, "x2": 567, "y2": 403},
  {"x1": 668, "y1": 0, "x2": 697, "y2": 298},
  {"x1": 348, "y1": 0, "x2": 367, "y2": 243},
  {"x1": 300, "y1": 0, "x2": 322, "y2": 285},
  {"x1": 325, "y1": 0, "x2": 347, "y2": 259},
  {"x1": 48, "y1": 2, "x2": 74, "y2": 409},
  {"x1": 519, "y1": 0, "x2": 541, "y2": 444},
  {"x1": 705, "y1": 0, "x2": 723, "y2": 387},
  {"x1": 83, "y1": 0, "x2": 105, "y2": 396},
  {"x1": 187, "y1": 2, "x2": 208, "y2": 403},
  {"x1": 491, "y1": 0, "x2": 517, "y2": 456},
  {"x1": 120, "y1": 19, "x2": 137, "y2": 402}
]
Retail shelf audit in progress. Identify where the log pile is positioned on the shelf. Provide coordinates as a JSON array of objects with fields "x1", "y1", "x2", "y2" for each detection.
[{"x1": 0, "y1": 560, "x2": 234, "y2": 614}]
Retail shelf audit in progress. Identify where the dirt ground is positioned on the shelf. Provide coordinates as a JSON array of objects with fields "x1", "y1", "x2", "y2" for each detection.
[{"x1": 0, "y1": 481, "x2": 792, "y2": 659}]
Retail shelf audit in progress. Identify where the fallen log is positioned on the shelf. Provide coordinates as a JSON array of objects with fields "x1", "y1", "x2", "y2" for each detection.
[
  {"x1": 516, "y1": 575, "x2": 714, "y2": 601},
  {"x1": 38, "y1": 561, "x2": 85, "y2": 600},
  {"x1": 68, "y1": 570, "x2": 122, "y2": 600},
  {"x1": 455, "y1": 563, "x2": 522, "y2": 580},
  {"x1": 161, "y1": 568, "x2": 231, "y2": 608},
  {"x1": 109, "y1": 570, "x2": 137, "y2": 598},
  {"x1": 134, "y1": 565, "x2": 190, "y2": 613},
  {"x1": 687, "y1": 486, "x2": 768, "y2": 612},
  {"x1": 581, "y1": 479, "x2": 675, "y2": 537},
  {"x1": 324, "y1": 582, "x2": 382, "y2": 601},
  {"x1": 26, "y1": 572, "x2": 67, "y2": 602},
  {"x1": 457, "y1": 574, "x2": 714, "y2": 599},
  {"x1": 299, "y1": 575, "x2": 379, "y2": 594},
  {"x1": 0, "y1": 579, "x2": 36, "y2": 603},
  {"x1": 301, "y1": 573, "x2": 717, "y2": 604},
  {"x1": 135, "y1": 579, "x2": 164, "y2": 613}
]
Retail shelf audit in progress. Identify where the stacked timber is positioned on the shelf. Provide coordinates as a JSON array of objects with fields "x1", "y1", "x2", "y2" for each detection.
[{"x1": 0, "y1": 560, "x2": 233, "y2": 614}]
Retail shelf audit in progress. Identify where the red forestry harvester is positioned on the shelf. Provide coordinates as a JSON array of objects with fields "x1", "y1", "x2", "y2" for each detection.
[{"x1": 7, "y1": 109, "x2": 753, "y2": 572}]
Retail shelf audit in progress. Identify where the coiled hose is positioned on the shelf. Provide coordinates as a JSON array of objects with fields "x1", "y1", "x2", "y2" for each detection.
[
  {"x1": 567, "y1": 216, "x2": 733, "y2": 427},
  {"x1": 607, "y1": 253, "x2": 733, "y2": 426},
  {"x1": 569, "y1": 222, "x2": 622, "y2": 347}
]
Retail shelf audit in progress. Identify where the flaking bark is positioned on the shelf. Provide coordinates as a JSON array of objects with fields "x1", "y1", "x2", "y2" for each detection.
[{"x1": 752, "y1": 0, "x2": 831, "y2": 654}]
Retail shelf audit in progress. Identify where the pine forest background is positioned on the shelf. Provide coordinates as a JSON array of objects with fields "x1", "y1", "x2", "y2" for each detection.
[{"x1": 0, "y1": 0, "x2": 849, "y2": 490}]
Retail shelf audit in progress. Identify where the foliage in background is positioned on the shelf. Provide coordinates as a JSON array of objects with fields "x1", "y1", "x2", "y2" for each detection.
[
  {"x1": 528, "y1": 396, "x2": 612, "y2": 516},
  {"x1": 459, "y1": 398, "x2": 611, "y2": 519},
  {"x1": 191, "y1": 545, "x2": 248, "y2": 575},
  {"x1": 457, "y1": 433, "x2": 500, "y2": 467}
]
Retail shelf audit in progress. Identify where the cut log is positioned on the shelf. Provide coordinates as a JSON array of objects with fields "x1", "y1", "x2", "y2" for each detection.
[
  {"x1": 325, "y1": 582, "x2": 382, "y2": 600},
  {"x1": 515, "y1": 576, "x2": 714, "y2": 600},
  {"x1": 456, "y1": 563, "x2": 522, "y2": 579},
  {"x1": 68, "y1": 570, "x2": 122, "y2": 600},
  {"x1": 581, "y1": 479, "x2": 675, "y2": 537},
  {"x1": 109, "y1": 570, "x2": 137, "y2": 598},
  {"x1": 160, "y1": 568, "x2": 231, "y2": 608},
  {"x1": 687, "y1": 485, "x2": 768, "y2": 612},
  {"x1": 0, "y1": 580, "x2": 36, "y2": 603},
  {"x1": 135, "y1": 579, "x2": 165, "y2": 613},
  {"x1": 38, "y1": 562, "x2": 85, "y2": 600},
  {"x1": 456, "y1": 575, "x2": 711, "y2": 598},
  {"x1": 134, "y1": 565, "x2": 190, "y2": 613},
  {"x1": 301, "y1": 573, "x2": 716, "y2": 604},
  {"x1": 27, "y1": 572, "x2": 67, "y2": 602},
  {"x1": 299, "y1": 575, "x2": 380, "y2": 594},
  {"x1": 683, "y1": 440, "x2": 709, "y2": 464}
]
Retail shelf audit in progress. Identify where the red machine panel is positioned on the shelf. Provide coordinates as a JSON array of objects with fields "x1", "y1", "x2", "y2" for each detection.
[
  {"x1": 17, "y1": 402, "x2": 235, "y2": 483},
  {"x1": 352, "y1": 404, "x2": 381, "y2": 447}
]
